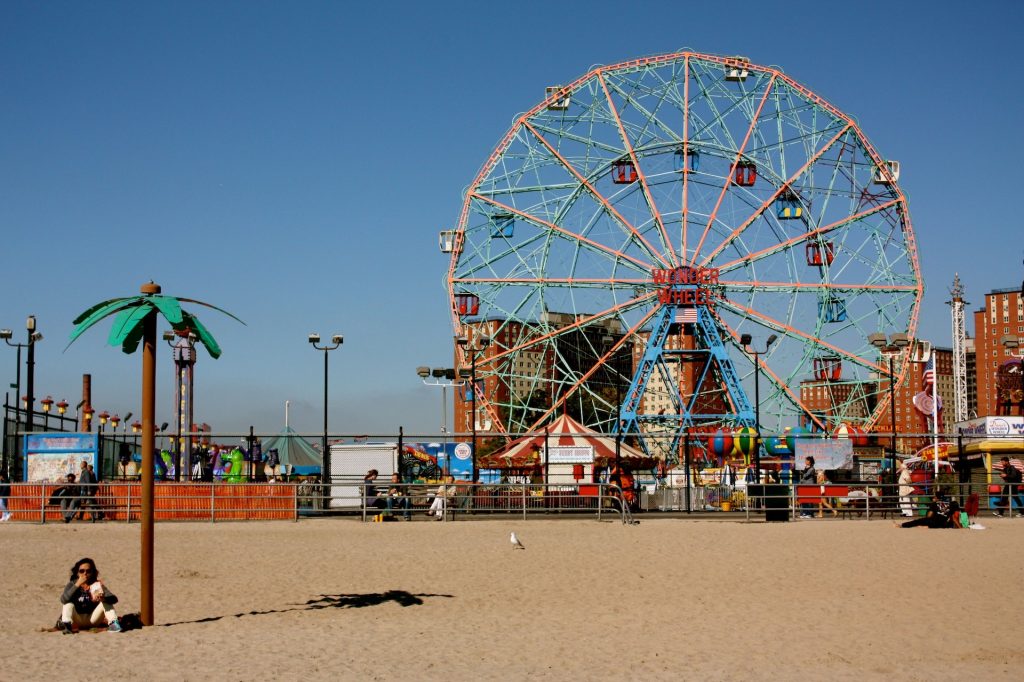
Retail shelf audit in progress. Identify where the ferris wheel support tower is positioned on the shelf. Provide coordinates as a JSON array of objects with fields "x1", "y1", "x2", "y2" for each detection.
[{"x1": 948, "y1": 274, "x2": 968, "y2": 423}]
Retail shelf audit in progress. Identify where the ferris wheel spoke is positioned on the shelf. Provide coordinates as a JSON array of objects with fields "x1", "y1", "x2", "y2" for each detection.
[
  {"x1": 521, "y1": 305, "x2": 661, "y2": 433},
  {"x1": 717, "y1": 297, "x2": 885, "y2": 375},
  {"x1": 469, "y1": 193, "x2": 654, "y2": 272},
  {"x1": 522, "y1": 120, "x2": 671, "y2": 268},
  {"x1": 597, "y1": 72, "x2": 678, "y2": 267},
  {"x1": 715, "y1": 198, "x2": 900, "y2": 273},
  {"x1": 682, "y1": 55, "x2": 692, "y2": 261},
  {"x1": 481, "y1": 293, "x2": 657, "y2": 371},
  {"x1": 698, "y1": 122, "x2": 854, "y2": 268},
  {"x1": 722, "y1": 280, "x2": 919, "y2": 294},
  {"x1": 714, "y1": 314, "x2": 827, "y2": 431},
  {"x1": 689, "y1": 75, "x2": 778, "y2": 266}
]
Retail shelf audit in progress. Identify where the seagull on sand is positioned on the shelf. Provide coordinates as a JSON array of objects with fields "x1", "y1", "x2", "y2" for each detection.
[{"x1": 510, "y1": 532, "x2": 525, "y2": 550}]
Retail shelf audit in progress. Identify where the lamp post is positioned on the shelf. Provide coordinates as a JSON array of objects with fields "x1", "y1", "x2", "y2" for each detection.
[
  {"x1": 416, "y1": 367, "x2": 463, "y2": 476},
  {"x1": 57, "y1": 399, "x2": 68, "y2": 431},
  {"x1": 1, "y1": 317, "x2": 43, "y2": 480},
  {"x1": 869, "y1": 332, "x2": 910, "y2": 474},
  {"x1": 309, "y1": 333, "x2": 343, "y2": 498},
  {"x1": 97, "y1": 411, "x2": 109, "y2": 473},
  {"x1": 40, "y1": 396, "x2": 53, "y2": 430},
  {"x1": 456, "y1": 334, "x2": 491, "y2": 484},
  {"x1": 81, "y1": 405, "x2": 94, "y2": 433},
  {"x1": 740, "y1": 333, "x2": 777, "y2": 483},
  {"x1": 602, "y1": 335, "x2": 625, "y2": 471},
  {"x1": 1001, "y1": 334, "x2": 1024, "y2": 415}
]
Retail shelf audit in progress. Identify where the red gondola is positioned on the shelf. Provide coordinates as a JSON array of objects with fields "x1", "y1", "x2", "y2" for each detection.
[
  {"x1": 732, "y1": 161, "x2": 756, "y2": 187},
  {"x1": 805, "y1": 241, "x2": 835, "y2": 266},
  {"x1": 813, "y1": 356, "x2": 842, "y2": 382},
  {"x1": 455, "y1": 293, "x2": 480, "y2": 316},
  {"x1": 612, "y1": 160, "x2": 638, "y2": 184}
]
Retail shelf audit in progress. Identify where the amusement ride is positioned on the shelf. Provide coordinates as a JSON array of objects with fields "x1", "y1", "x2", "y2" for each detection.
[{"x1": 442, "y1": 50, "x2": 923, "y2": 463}]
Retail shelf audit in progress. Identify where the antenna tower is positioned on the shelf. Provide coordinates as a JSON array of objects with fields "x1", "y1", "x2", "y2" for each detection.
[{"x1": 947, "y1": 274, "x2": 968, "y2": 423}]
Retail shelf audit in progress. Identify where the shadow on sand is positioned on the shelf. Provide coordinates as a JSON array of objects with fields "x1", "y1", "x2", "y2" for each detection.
[{"x1": 158, "y1": 590, "x2": 453, "y2": 627}]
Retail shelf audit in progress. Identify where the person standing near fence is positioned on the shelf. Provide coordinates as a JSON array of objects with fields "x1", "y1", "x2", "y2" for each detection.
[
  {"x1": 798, "y1": 456, "x2": 816, "y2": 519},
  {"x1": 77, "y1": 459, "x2": 103, "y2": 522},
  {"x1": 994, "y1": 457, "x2": 1024, "y2": 518},
  {"x1": 898, "y1": 461, "x2": 915, "y2": 518},
  {"x1": 0, "y1": 472, "x2": 11, "y2": 522}
]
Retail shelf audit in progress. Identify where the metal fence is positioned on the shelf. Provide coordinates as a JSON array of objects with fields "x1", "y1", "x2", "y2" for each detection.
[{"x1": 2, "y1": 479, "x2": 1013, "y2": 525}]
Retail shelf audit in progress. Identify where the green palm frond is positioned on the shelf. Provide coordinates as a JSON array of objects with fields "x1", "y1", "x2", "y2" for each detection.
[
  {"x1": 108, "y1": 305, "x2": 153, "y2": 351},
  {"x1": 72, "y1": 297, "x2": 138, "y2": 326},
  {"x1": 68, "y1": 297, "x2": 144, "y2": 348},
  {"x1": 149, "y1": 296, "x2": 184, "y2": 326},
  {"x1": 175, "y1": 297, "x2": 246, "y2": 325},
  {"x1": 120, "y1": 316, "x2": 149, "y2": 354}
]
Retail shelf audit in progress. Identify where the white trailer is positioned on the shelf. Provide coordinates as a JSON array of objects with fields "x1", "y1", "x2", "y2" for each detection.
[{"x1": 327, "y1": 443, "x2": 398, "y2": 509}]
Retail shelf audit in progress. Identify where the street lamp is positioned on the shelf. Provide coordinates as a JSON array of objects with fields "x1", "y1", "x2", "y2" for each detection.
[
  {"x1": 57, "y1": 399, "x2": 68, "y2": 430},
  {"x1": 98, "y1": 411, "x2": 109, "y2": 473},
  {"x1": 309, "y1": 333, "x2": 343, "y2": 496},
  {"x1": 81, "y1": 405, "x2": 94, "y2": 433},
  {"x1": 1, "y1": 317, "x2": 43, "y2": 480},
  {"x1": 416, "y1": 366, "x2": 463, "y2": 476},
  {"x1": 740, "y1": 332, "x2": 777, "y2": 483},
  {"x1": 456, "y1": 334, "x2": 491, "y2": 483},
  {"x1": 869, "y1": 332, "x2": 910, "y2": 473},
  {"x1": 1001, "y1": 334, "x2": 1024, "y2": 415},
  {"x1": 601, "y1": 334, "x2": 625, "y2": 471},
  {"x1": 41, "y1": 396, "x2": 53, "y2": 430}
]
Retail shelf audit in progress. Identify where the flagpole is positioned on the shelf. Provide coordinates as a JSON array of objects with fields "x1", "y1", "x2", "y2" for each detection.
[{"x1": 931, "y1": 349, "x2": 939, "y2": 479}]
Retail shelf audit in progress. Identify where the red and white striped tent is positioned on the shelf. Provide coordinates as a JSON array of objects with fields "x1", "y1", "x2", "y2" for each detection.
[{"x1": 478, "y1": 413, "x2": 660, "y2": 469}]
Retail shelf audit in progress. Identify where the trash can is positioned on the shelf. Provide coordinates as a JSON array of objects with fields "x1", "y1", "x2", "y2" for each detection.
[{"x1": 750, "y1": 484, "x2": 789, "y2": 522}]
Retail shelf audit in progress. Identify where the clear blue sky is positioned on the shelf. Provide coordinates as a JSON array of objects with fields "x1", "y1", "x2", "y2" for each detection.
[{"x1": 1, "y1": 0, "x2": 1021, "y2": 437}]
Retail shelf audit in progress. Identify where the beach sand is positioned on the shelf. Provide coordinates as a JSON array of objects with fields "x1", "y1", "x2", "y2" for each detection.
[{"x1": 2, "y1": 516, "x2": 1022, "y2": 680}]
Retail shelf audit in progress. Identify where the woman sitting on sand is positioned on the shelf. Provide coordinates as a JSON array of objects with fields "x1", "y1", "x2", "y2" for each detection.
[{"x1": 58, "y1": 557, "x2": 122, "y2": 633}]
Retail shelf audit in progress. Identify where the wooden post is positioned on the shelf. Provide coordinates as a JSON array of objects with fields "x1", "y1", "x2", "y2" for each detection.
[{"x1": 139, "y1": 281, "x2": 159, "y2": 626}]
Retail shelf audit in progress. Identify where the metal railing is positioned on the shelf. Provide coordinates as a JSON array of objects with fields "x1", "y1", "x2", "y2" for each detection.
[
  {"x1": 0, "y1": 479, "x2": 1010, "y2": 525},
  {"x1": 2, "y1": 482, "x2": 300, "y2": 523}
]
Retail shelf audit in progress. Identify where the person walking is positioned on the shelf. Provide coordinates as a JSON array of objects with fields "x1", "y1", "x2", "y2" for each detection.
[
  {"x1": 78, "y1": 459, "x2": 103, "y2": 522},
  {"x1": 0, "y1": 471, "x2": 11, "y2": 522},
  {"x1": 798, "y1": 456, "x2": 816, "y2": 518},
  {"x1": 994, "y1": 457, "x2": 1024, "y2": 518},
  {"x1": 897, "y1": 460, "x2": 915, "y2": 517}
]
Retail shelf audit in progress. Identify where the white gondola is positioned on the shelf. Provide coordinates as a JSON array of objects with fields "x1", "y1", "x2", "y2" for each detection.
[
  {"x1": 724, "y1": 56, "x2": 750, "y2": 82},
  {"x1": 545, "y1": 85, "x2": 571, "y2": 111},
  {"x1": 439, "y1": 230, "x2": 457, "y2": 254},
  {"x1": 873, "y1": 160, "x2": 900, "y2": 184}
]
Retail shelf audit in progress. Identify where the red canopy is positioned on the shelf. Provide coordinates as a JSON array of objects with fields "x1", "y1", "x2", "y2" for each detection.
[{"x1": 478, "y1": 414, "x2": 660, "y2": 469}]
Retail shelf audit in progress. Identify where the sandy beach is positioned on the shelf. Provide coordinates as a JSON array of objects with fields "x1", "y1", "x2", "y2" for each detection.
[{"x1": 2, "y1": 516, "x2": 1022, "y2": 680}]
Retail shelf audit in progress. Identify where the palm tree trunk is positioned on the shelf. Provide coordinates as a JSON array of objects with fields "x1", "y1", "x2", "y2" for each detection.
[{"x1": 141, "y1": 307, "x2": 156, "y2": 625}]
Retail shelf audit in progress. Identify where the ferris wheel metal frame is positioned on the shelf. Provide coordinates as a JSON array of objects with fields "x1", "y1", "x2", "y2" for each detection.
[{"x1": 443, "y1": 50, "x2": 923, "y2": 462}]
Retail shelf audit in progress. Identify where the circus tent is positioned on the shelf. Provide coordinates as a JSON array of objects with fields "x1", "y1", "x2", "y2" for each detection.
[
  {"x1": 478, "y1": 413, "x2": 661, "y2": 470},
  {"x1": 260, "y1": 425, "x2": 322, "y2": 475}
]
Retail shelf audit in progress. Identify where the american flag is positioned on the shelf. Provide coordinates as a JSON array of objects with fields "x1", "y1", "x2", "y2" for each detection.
[
  {"x1": 675, "y1": 307, "x2": 698, "y2": 324},
  {"x1": 921, "y1": 353, "x2": 935, "y2": 389}
]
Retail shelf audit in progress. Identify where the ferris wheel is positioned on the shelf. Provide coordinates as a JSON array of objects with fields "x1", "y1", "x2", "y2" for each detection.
[{"x1": 442, "y1": 51, "x2": 922, "y2": 460}]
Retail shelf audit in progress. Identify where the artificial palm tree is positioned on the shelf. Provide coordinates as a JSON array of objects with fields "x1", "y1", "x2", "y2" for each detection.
[{"x1": 70, "y1": 281, "x2": 242, "y2": 625}]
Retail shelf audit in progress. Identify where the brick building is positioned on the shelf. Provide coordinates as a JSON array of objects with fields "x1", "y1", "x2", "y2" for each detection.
[{"x1": 972, "y1": 287, "x2": 1024, "y2": 416}]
